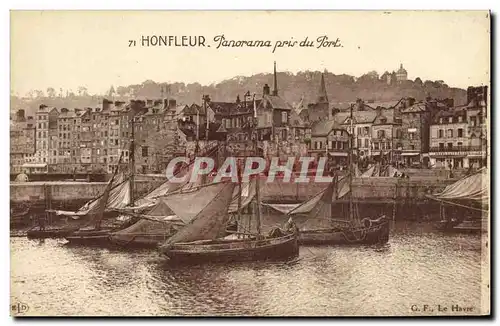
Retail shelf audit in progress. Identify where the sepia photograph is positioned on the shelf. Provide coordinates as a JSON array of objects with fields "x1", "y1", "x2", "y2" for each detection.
[{"x1": 9, "y1": 10, "x2": 490, "y2": 317}]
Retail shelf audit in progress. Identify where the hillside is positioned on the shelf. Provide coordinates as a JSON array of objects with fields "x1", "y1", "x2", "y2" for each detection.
[{"x1": 10, "y1": 70, "x2": 468, "y2": 117}]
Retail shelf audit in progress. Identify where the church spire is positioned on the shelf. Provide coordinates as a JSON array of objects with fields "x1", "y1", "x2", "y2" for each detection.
[
  {"x1": 317, "y1": 73, "x2": 329, "y2": 104},
  {"x1": 272, "y1": 61, "x2": 278, "y2": 96}
]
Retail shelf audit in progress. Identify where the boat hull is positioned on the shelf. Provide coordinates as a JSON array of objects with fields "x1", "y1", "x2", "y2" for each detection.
[
  {"x1": 27, "y1": 227, "x2": 80, "y2": 239},
  {"x1": 65, "y1": 229, "x2": 114, "y2": 245},
  {"x1": 109, "y1": 233, "x2": 171, "y2": 249},
  {"x1": 161, "y1": 232, "x2": 299, "y2": 264},
  {"x1": 299, "y1": 219, "x2": 390, "y2": 245},
  {"x1": 435, "y1": 220, "x2": 485, "y2": 234}
]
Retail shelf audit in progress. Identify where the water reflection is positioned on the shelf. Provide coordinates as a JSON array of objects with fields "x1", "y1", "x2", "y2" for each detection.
[{"x1": 10, "y1": 221, "x2": 484, "y2": 316}]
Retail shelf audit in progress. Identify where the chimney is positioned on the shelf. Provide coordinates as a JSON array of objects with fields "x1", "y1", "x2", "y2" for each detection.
[
  {"x1": 263, "y1": 84, "x2": 270, "y2": 96},
  {"x1": 272, "y1": 61, "x2": 278, "y2": 96},
  {"x1": 168, "y1": 99, "x2": 176, "y2": 109},
  {"x1": 16, "y1": 109, "x2": 25, "y2": 121},
  {"x1": 146, "y1": 99, "x2": 153, "y2": 106},
  {"x1": 102, "y1": 98, "x2": 111, "y2": 110},
  {"x1": 39, "y1": 104, "x2": 47, "y2": 111},
  {"x1": 95, "y1": 107, "x2": 101, "y2": 113}
]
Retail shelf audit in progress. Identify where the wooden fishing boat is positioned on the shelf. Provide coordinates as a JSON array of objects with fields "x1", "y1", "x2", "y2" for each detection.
[
  {"x1": 159, "y1": 180, "x2": 299, "y2": 264},
  {"x1": 164, "y1": 230, "x2": 298, "y2": 264},
  {"x1": 160, "y1": 95, "x2": 299, "y2": 264},
  {"x1": 299, "y1": 217, "x2": 389, "y2": 245},
  {"x1": 27, "y1": 226, "x2": 80, "y2": 239}
]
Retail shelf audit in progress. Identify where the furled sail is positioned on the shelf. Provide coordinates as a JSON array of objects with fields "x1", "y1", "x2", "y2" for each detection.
[
  {"x1": 110, "y1": 199, "x2": 182, "y2": 244},
  {"x1": 431, "y1": 168, "x2": 489, "y2": 209},
  {"x1": 263, "y1": 176, "x2": 350, "y2": 214},
  {"x1": 159, "y1": 181, "x2": 233, "y2": 224},
  {"x1": 52, "y1": 171, "x2": 130, "y2": 219},
  {"x1": 286, "y1": 180, "x2": 337, "y2": 230},
  {"x1": 122, "y1": 162, "x2": 196, "y2": 212},
  {"x1": 159, "y1": 181, "x2": 236, "y2": 248}
]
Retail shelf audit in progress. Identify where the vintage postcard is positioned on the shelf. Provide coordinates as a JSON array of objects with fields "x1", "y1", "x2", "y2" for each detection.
[{"x1": 10, "y1": 10, "x2": 490, "y2": 317}]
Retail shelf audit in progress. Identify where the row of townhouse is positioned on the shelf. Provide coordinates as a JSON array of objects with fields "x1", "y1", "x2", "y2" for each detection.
[
  {"x1": 306, "y1": 86, "x2": 488, "y2": 169},
  {"x1": 10, "y1": 97, "x2": 186, "y2": 174}
]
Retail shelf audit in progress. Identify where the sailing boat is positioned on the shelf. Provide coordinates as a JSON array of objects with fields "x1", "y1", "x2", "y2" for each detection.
[
  {"x1": 158, "y1": 94, "x2": 299, "y2": 264},
  {"x1": 429, "y1": 167, "x2": 488, "y2": 233},
  {"x1": 108, "y1": 159, "x2": 202, "y2": 249},
  {"x1": 109, "y1": 162, "x2": 256, "y2": 249},
  {"x1": 27, "y1": 161, "x2": 130, "y2": 239},
  {"x1": 64, "y1": 153, "x2": 133, "y2": 245},
  {"x1": 281, "y1": 104, "x2": 390, "y2": 245}
]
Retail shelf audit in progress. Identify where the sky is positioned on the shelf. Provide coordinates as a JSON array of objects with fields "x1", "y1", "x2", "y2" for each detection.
[{"x1": 10, "y1": 10, "x2": 490, "y2": 96}]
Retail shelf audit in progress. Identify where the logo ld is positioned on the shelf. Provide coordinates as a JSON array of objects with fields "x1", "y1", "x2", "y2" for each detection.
[{"x1": 11, "y1": 302, "x2": 29, "y2": 315}]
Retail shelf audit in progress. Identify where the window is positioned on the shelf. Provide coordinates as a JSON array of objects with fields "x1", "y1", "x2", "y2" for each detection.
[
  {"x1": 439, "y1": 118, "x2": 443, "y2": 124},
  {"x1": 409, "y1": 132, "x2": 414, "y2": 140},
  {"x1": 438, "y1": 129, "x2": 444, "y2": 138},
  {"x1": 374, "y1": 142, "x2": 379, "y2": 150},
  {"x1": 447, "y1": 142, "x2": 453, "y2": 149},
  {"x1": 457, "y1": 128, "x2": 463, "y2": 137},
  {"x1": 410, "y1": 145, "x2": 415, "y2": 150},
  {"x1": 281, "y1": 111, "x2": 288, "y2": 124},
  {"x1": 357, "y1": 127, "x2": 361, "y2": 135},
  {"x1": 457, "y1": 142, "x2": 463, "y2": 147},
  {"x1": 470, "y1": 116, "x2": 477, "y2": 126},
  {"x1": 142, "y1": 146, "x2": 149, "y2": 157},
  {"x1": 357, "y1": 139, "x2": 361, "y2": 148},
  {"x1": 364, "y1": 139, "x2": 369, "y2": 148},
  {"x1": 447, "y1": 129, "x2": 453, "y2": 138},
  {"x1": 439, "y1": 143, "x2": 444, "y2": 150},
  {"x1": 458, "y1": 116, "x2": 463, "y2": 122},
  {"x1": 448, "y1": 117, "x2": 452, "y2": 123}
]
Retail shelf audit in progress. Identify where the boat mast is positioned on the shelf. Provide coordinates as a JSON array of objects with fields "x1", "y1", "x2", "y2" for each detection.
[
  {"x1": 253, "y1": 94, "x2": 262, "y2": 237},
  {"x1": 348, "y1": 103, "x2": 355, "y2": 224},
  {"x1": 195, "y1": 101, "x2": 200, "y2": 157},
  {"x1": 129, "y1": 111, "x2": 135, "y2": 205}
]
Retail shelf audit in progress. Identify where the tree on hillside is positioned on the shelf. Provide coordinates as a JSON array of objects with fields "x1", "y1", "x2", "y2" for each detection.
[
  {"x1": 34, "y1": 90, "x2": 44, "y2": 98},
  {"x1": 47, "y1": 87, "x2": 56, "y2": 98},
  {"x1": 77, "y1": 86, "x2": 89, "y2": 97},
  {"x1": 414, "y1": 77, "x2": 423, "y2": 87}
]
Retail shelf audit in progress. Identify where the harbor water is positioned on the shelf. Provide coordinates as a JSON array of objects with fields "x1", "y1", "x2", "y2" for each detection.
[{"x1": 10, "y1": 220, "x2": 488, "y2": 316}]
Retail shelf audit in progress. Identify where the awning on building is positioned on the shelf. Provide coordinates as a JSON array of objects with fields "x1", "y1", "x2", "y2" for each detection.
[
  {"x1": 401, "y1": 152, "x2": 420, "y2": 157},
  {"x1": 21, "y1": 163, "x2": 47, "y2": 168},
  {"x1": 328, "y1": 152, "x2": 348, "y2": 157},
  {"x1": 467, "y1": 153, "x2": 486, "y2": 158}
]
